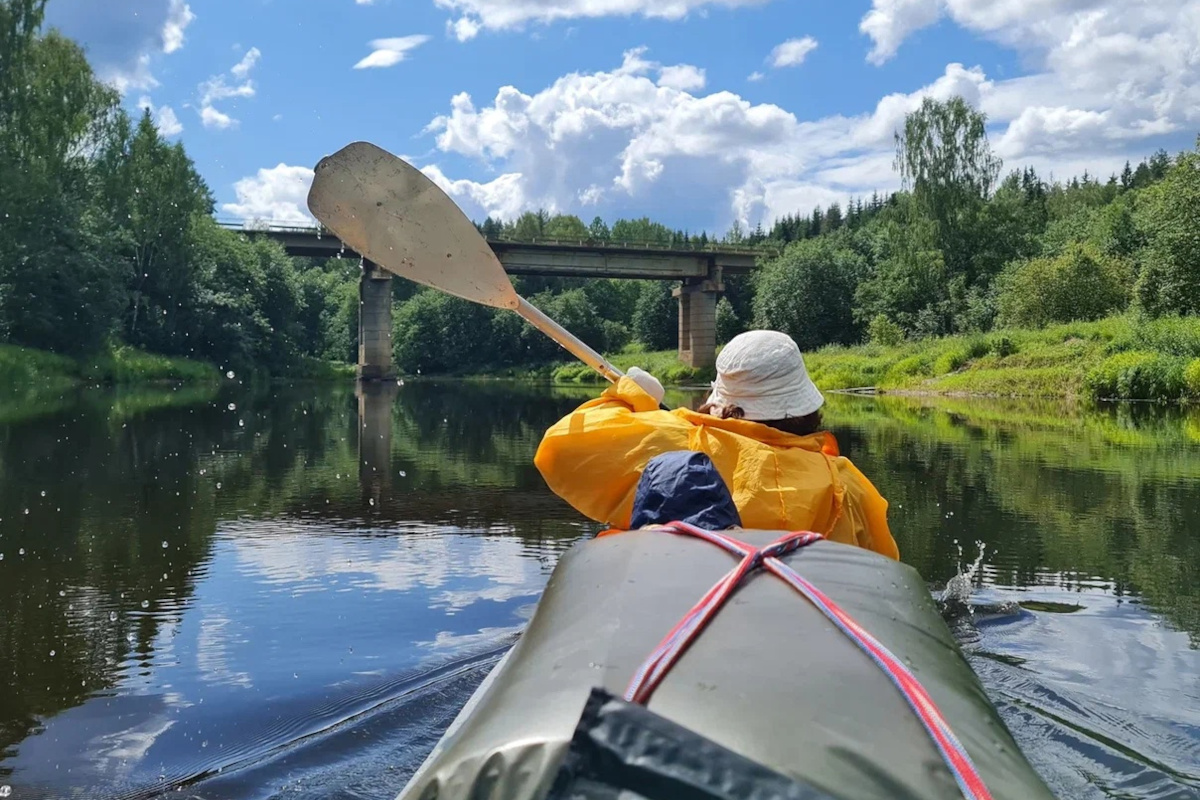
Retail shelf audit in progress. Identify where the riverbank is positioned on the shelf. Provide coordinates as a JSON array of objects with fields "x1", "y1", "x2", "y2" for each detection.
[
  {"x1": 806, "y1": 314, "x2": 1200, "y2": 402},
  {"x1": 0, "y1": 343, "x2": 356, "y2": 392},
  {"x1": 544, "y1": 313, "x2": 1200, "y2": 403}
]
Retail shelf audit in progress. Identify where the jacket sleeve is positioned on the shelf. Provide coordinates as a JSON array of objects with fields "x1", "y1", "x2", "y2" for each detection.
[
  {"x1": 830, "y1": 457, "x2": 899, "y2": 560},
  {"x1": 534, "y1": 376, "x2": 693, "y2": 528}
]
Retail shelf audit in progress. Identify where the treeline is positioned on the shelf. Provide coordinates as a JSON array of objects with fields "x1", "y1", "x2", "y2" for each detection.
[{"x1": 0, "y1": 0, "x2": 359, "y2": 375}]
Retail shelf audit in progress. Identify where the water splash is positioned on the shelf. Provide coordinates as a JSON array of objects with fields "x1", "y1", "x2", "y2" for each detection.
[{"x1": 941, "y1": 539, "x2": 988, "y2": 608}]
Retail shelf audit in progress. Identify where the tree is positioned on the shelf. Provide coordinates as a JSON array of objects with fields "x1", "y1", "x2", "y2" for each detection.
[
  {"x1": 632, "y1": 281, "x2": 678, "y2": 351},
  {"x1": 588, "y1": 216, "x2": 611, "y2": 240},
  {"x1": 894, "y1": 96, "x2": 1002, "y2": 282},
  {"x1": 753, "y1": 234, "x2": 867, "y2": 350},
  {"x1": 996, "y1": 243, "x2": 1131, "y2": 328},
  {"x1": 1135, "y1": 144, "x2": 1200, "y2": 317}
]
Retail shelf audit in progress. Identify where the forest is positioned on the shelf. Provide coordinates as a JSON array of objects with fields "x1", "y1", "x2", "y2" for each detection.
[{"x1": 3, "y1": 0, "x2": 1200, "y2": 391}]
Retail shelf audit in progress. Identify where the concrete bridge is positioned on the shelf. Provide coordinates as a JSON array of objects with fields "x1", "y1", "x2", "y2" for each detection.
[{"x1": 220, "y1": 220, "x2": 764, "y2": 378}]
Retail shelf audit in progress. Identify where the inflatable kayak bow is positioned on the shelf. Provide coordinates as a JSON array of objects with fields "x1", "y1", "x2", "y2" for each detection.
[{"x1": 396, "y1": 524, "x2": 1057, "y2": 800}]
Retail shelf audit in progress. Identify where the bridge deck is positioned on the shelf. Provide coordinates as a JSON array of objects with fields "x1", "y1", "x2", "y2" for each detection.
[{"x1": 220, "y1": 221, "x2": 763, "y2": 279}]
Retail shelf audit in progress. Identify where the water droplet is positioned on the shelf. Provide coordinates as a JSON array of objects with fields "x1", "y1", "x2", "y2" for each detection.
[
  {"x1": 141, "y1": 600, "x2": 149, "y2": 608},
  {"x1": 109, "y1": 611, "x2": 118, "y2": 622},
  {"x1": 216, "y1": 482, "x2": 222, "y2": 489},
  {"x1": 18, "y1": 548, "x2": 25, "y2": 556},
  {"x1": 40, "y1": 490, "x2": 46, "y2": 497},
  {"x1": 226, "y1": 371, "x2": 235, "y2": 379},
  {"x1": 398, "y1": 470, "x2": 407, "y2": 477},
  {"x1": 23, "y1": 508, "x2": 29, "y2": 515},
  {"x1": 127, "y1": 632, "x2": 136, "y2": 642},
  {"x1": 49, "y1": 649, "x2": 55, "y2": 657},
  {"x1": 1, "y1": 784, "x2": 11, "y2": 797},
  {"x1": 238, "y1": 419, "x2": 244, "y2": 427},
  {"x1": 227, "y1": 403, "x2": 236, "y2": 411},
  {"x1": 0, "y1": 554, "x2": 4, "y2": 561},
  {"x1": 162, "y1": 540, "x2": 169, "y2": 549},
  {"x1": 58, "y1": 590, "x2": 65, "y2": 597},
  {"x1": 369, "y1": 498, "x2": 375, "y2": 506}
]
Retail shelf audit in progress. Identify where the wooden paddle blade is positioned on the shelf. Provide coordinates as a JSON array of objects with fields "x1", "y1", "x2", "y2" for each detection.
[{"x1": 307, "y1": 141, "x2": 520, "y2": 310}]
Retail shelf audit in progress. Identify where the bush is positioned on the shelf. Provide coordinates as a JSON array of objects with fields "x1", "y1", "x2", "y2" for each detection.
[
  {"x1": 753, "y1": 235, "x2": 866, "y2": 350},
  {"x1": 1084, "y1": 351, "x2": 1188, "y2": 401},
  {"x1": 996, "y1": 242, "x2": 1131, "y2": 329},
  {"x1": 867, "y1": 314, "x2": 904, "y2": 346}
]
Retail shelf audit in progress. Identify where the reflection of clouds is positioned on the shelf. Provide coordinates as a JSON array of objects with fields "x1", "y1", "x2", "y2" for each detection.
[
  {"x1": 417, "y1": 626, "x2": 523, "y2": 652},
  {"x1": 196, "y1": 610, "x2": 252, "y2": 688},
  {"x1": 229, "y1": 519, "x2": 554, "y2": 614}
]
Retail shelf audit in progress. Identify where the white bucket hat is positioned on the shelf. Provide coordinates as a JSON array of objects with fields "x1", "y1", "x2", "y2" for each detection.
[{"x1": 704, "y1": 330, "x2": 824, "y2": 421}]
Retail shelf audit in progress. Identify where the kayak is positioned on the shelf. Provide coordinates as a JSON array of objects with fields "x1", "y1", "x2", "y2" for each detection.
[{"x1": 396, "y1": 524, "x2": 1058, "y2": 800}]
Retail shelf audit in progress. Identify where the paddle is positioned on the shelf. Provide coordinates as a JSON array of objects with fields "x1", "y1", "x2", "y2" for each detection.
[{"x1": 306, "y1": 141, "x2": 626, "y2": 385}]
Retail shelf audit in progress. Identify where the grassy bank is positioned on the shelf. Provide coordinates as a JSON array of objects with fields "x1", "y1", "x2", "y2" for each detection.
[
  {"x1": 552, "y1": 346, "x2": 716, "y2": 385},
  {"x1": 0, "y1": 343, "x2": 362, "y2": 392},
  {"x1": 803, "y1": 314, "x2": 1200, "y2": 403},
  {"x1": 0, "y1": 343, "x2": 219, "y2": 391}
]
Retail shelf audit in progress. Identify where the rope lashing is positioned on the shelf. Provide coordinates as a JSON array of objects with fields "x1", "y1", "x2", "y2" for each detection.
[{"x1": 622, "y1": 521, "x2": 994, "y2": 800}]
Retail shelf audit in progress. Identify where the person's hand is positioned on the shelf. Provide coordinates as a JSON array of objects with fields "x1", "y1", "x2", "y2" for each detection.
[{"x1": 626, "y1": 366, "x2": 665, "y2": 404}]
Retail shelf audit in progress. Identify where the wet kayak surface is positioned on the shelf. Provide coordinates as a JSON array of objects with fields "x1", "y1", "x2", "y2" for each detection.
[{"x1": 0, "y1": 381, "x2": 1197, "y2": 800}]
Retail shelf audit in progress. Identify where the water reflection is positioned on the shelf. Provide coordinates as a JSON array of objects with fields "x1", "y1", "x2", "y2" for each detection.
[{"x1": 0, "y1": 382, "x2": 1196, "y2": 800}]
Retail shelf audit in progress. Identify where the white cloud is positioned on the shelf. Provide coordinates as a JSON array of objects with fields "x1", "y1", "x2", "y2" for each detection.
[
  {"x1": 353, "y1": 35, "x2": 432, "y2": 69},
  {"x1": 231, "y1": 47, "x2": 262, "y2": 79},
  {"x1": 162, "y1": 0, "x2": 195, "y2": 54},
  {"x1": 859, "y1": 0, "x2": 942, "y2": 66},
  {"x1": 436, "y1": 0, "x2": 772, "y2": 38},
  {"x1": 44, "y1": 0, "x2": 193, "y2": 94},
  {"x1": 769, "y1": 36, "x2": 818, "y2": 69},
  {"x1": 196, "y1": 50, "x2": 261, "y2": 130},
  {"x1": 222, "y1": 164, "x2": 316, "y2": 223},
  {"x1": 416, "y1": 23, "x2": 1200, "y2": 234},
  {"x1": 136, "y1": 96, "x2": 184, "y2": 137},
  {"x1": 658, "y1": 64, "x2": 707, "y2": 91},
  {"x1": 748, "y1": 71, "x2": 764, "y2": 82}
]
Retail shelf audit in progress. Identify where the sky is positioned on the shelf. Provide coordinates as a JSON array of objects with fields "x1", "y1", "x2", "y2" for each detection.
[{"x1": 43, "y1": 0, "x2": 1200, "y2": 235}]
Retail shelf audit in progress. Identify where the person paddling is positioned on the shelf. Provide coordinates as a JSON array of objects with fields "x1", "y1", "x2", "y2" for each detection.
[{"x1": 534, "y1": 329, "x2": 899, "y2": 559}]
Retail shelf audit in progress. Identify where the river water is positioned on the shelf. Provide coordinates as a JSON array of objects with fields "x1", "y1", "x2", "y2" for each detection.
[{"x1": 0, "y1": 379, "x2": 1197, "y2": 800}]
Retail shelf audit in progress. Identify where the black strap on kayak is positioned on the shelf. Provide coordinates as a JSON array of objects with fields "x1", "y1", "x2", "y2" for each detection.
[{"x1": 547, "y1": 686, "x2": 848, "y2": 800}]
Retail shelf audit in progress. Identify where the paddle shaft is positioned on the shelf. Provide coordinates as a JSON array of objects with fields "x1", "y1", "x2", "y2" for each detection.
[{"x1": 516, "y1": 297, "x2": 624, "y2": 383}]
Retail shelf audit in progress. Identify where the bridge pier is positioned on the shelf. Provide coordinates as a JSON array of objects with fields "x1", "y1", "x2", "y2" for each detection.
[
  {"x1": 673, "y1": 266, "x2": 723, "y2": 370},
  {"x1": 358, "y1": 259, "x2": 397, "y2": 382}
]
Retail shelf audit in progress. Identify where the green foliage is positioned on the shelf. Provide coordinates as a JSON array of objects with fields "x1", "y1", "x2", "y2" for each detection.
[
  {"x1": 393, "y1": 290, "x2": 497, "y2": 375},
  {"x1": 1085, "y1": 352, "x2": 1189, "y2": 401},
  {"x1": 1135, "y1": 148, "x2": 1200, "y2": 317},
  {"x1": 868, "y1": 314, "x2": 904, "y2": 347},
  {"x1": 752, "y1": 234, "x2": 865, "y2": 350},
  {"x1": 632, "y1": 281, "x2": 678, "y2": 351},
  {"x1": 996, "y1": 243, "x2": 1131, "y2": 329},
  {"x1": 715, "y1": 296, "x2": 742, "y2": 345}
]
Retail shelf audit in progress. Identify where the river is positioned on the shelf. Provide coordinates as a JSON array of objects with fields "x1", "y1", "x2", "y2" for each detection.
[{"x1": 0, "y1": 379, "x2": 1197, "y2": 800}]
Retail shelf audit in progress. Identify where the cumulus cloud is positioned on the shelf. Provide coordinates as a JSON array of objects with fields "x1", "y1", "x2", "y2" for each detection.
[
  {"x1": 658, "y1": 64, "x2": 707, "y2": 91},
  {"x1": 769, "y1": 36, "x2": 818, "y2": 69},
  {"x1": 412, "y1": 16, "x2": 1200, "y2": 235},
  {"x1": 196, "y1": 49, "x2": 261, "y2": 130},
  {"x1": 43, "y1": 0, "x2": 195, "y2": 93},
  {"x1": 222, "y1": 164, "x2": 316, "y2": 223},
  {"x1": 136, "y1": 96, "x2": 184, "y2": 137},
  {"x1": 435, "y1": 0, "x2": 772, "y2": 40},
  {"x1": 353, "y1": 35, "x2": 432, "y2": 69}
]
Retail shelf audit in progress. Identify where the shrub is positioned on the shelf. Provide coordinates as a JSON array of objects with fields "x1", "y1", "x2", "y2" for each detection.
[
  {"x1": 996, "y1": 242, "x2": 1131, "y2": 329},
  {"x1": 868, "y1": 314, "x2": 904, "y2": 347}
]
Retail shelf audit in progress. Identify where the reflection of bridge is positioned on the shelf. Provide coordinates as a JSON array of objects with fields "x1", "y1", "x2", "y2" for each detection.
[{"x1": 218, "y1": 219, "x2": 766, "y2": 376}]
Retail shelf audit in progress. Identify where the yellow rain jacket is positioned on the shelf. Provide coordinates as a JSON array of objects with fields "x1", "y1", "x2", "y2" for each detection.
[{"x1": 534, "y1": 376, "x2": 899, "y2": 560}]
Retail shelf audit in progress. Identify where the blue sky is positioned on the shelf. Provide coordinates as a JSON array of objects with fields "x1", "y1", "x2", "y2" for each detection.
[{"x1": 45, "y1": 0, "x2": 1200, "y2": 234}]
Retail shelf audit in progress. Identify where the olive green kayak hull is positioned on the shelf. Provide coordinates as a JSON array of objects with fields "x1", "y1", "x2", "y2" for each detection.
[{"x1": 397, "y1": 529, "x2": 1057, "y2": 800}]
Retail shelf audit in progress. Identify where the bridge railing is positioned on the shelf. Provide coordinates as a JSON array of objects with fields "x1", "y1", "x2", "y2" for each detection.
[{"x1": 215, "y1": 217, "x2": 776, "y2": 258}]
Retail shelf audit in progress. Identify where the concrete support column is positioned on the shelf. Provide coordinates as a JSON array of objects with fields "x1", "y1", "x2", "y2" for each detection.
[
  {"x1": 358, "y1": 259, "x2": 397, "y2": 381},
  {"x1": 673, "y1": 264, "x2": 723, "y2": 370},
  {"x1": 357, "y1": 380, "x2": 398, "y2": 508}
]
